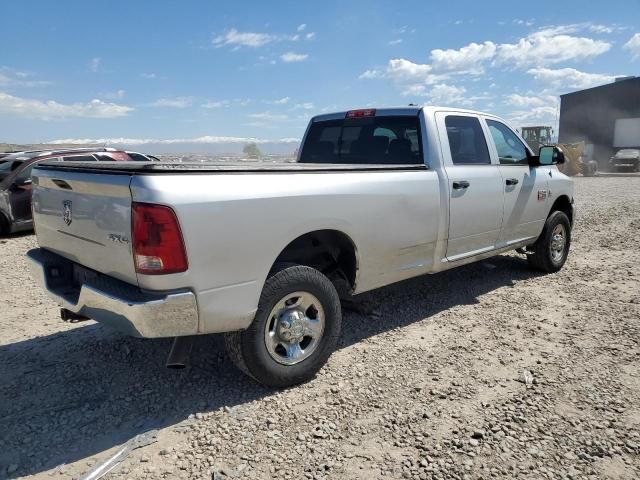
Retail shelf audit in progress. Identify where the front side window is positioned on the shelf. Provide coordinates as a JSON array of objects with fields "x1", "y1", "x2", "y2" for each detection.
[
  {"x1": 445, "y1": 116, "x2": 491, "y2": 165},
  {"x1": 13, "y1": 163, "x2": 36, "y2": 184},
  {"x1": 299, "y1": 115, "x2": 423, "y2": 165},
  {"x1": 487, "y1": 120, "x2": 528, "y2": 165}
]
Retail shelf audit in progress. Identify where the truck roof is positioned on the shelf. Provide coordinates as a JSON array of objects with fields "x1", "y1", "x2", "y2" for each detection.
[{"x1": 311, "y1": 106, "x2": 504, "y2": 123}]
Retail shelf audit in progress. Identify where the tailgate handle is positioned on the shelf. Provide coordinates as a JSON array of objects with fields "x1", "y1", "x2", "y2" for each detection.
[{"x1": 52, "y1": 179, "x2": 73, "y2": 190}]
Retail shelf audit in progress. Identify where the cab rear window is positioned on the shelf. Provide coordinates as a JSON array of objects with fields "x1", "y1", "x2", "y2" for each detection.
[{"x1": 299, "y1": 116, "x2": 423, "y2": 165}]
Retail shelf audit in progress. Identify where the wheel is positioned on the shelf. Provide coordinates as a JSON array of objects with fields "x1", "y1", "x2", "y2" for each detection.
[
  {"x1": 527, "y1": 211, "x2": 571, "y2": 273},
  {"x1": 224, "y1": 264, "x2": 342, "y2": 387}
]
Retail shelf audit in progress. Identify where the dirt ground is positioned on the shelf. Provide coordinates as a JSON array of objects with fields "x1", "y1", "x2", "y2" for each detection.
[{"x1": 1, "y1": 176, "x2": 639, "y2": 480}]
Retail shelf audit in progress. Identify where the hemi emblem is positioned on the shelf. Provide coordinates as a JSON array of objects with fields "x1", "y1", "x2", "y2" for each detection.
[
  {"x1": 62, "y1": 200, "x2": 73, "y2": 226},
  {"x1": 537, "y1": 190, "x2": 548, "y2": 201}
]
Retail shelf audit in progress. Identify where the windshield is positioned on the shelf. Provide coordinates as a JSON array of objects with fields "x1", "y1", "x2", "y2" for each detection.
[
  {"x1": 616, "y1": 149, "x2": 639, "y2": 156},
  {"x1": 299, "y1": 115, "x2": 423, "y2": 165},
  {"x1": 0, "y1": 151, "x2": 46, "y2": 161}
]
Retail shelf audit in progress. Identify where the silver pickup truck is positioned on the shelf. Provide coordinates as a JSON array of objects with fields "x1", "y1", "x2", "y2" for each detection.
[{"x1": 28, "y1": 106, "x2": 575, "y2": 387}]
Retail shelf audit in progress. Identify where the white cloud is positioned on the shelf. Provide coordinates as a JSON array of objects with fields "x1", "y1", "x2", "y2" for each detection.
[
  {"x1": 88, "y1": 57, "x2": 101, "y2": 73},
  {"x1": 248, "y1": 112, "x2": 288, "y2": 121},
  {"x1": 140, "y1": 73, "x2": 157, "y2": 79},
  {"x1": 200, "y1": 98, "x2": 251, "y2": 109},
  {"x1": 361, "y1": 25, "x2": 613, "y2": 97},
  {"x1": 624, "y1": 33, "x2": 640, "y2": 60},
  {"x1": 49, "y1": 136, "x2": 300, "y2": 145},
  {"x1": 588, "y1": 24, "x2": 614, "y2": 34},
  {"x1": 527, "y1": 67, "x2": 616, "y2": 89},
  {"x1": 388, "y1": 39, "x2": 403, "y2": 46},
  {"x1": 497, "y1": 29, "x2": 611, "y2": 67},
  {"x1": 268, "y1": 96, "x2": 290, "y2": 105},
  {"x1": 507, "y1": 106, "x2": 558, "y2": 127},
  {"x1": 293, "y1": 102, "x2": 314, "y2": 110},
  {"x1": 0, "y1": 91, "x2": 133, "y2": 120},
  {"x1": 201, "y1": 100, "x2": 229, "y2": 109},
  {"x1": 359, "y1": 69, "x2": 382, "y2": 80},
  {"x1": 297, "y1": 24, "x2": 307, "y2": 32},
  {"x1": 306, "y1": 32, "x2": 316, "y2": 40},
  {"x1": 514, "y1": 19, "x2": 535, "y2": 27},
  {"x1": 386, "y1": 58, "x2": 435, "y2": 82},
  {"x1": 504, "y1": 93, "x2": 557, "y2": 108},
  {"x1": 0, "y1": 67, "x2": 50, "y2": 87},
  {"x1": 409, "y1": 84, "x2": 469, "y2": 106},
  {"x1": 430, "y1": 41, "x2": 497, "y2": 74},
  {"x1": 100, "y1": 89, "x2": 126, "y2": 100},
  {"x1": 213, "y1": 29, "x2": 275, "y2": 48},
  {"x1": 280, "y1": 52, "x2": 308, "y2": 63},
  {"x1": 149, "y1": 97, "x2": 193, "y2": 108}
]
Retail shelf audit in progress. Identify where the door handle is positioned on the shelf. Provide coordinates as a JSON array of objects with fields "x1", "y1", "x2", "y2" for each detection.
[
  {"x1": 452, "y1": 180, "x2": 470, "y2": 190},
  {"x1": 506, "y1": 178, "x2": 519, "y2": 186}
]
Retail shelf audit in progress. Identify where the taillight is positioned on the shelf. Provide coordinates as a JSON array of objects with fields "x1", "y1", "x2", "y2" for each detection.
[
  {"x1": 346, "y1": 109, "x2": 376, "y2": 119},
  {"x1": 132, "y1": 202, "x2": 188, "y2": 275}
]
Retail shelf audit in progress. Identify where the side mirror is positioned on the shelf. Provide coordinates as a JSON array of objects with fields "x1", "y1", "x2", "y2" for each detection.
[{"x1": 537, "y1": 146, "x2": 566, "y2": 166}]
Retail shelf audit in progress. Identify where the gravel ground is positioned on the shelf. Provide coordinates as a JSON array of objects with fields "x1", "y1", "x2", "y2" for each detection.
[{"x1": 1, "y1": 176, "x2": 639, "y2": 480}]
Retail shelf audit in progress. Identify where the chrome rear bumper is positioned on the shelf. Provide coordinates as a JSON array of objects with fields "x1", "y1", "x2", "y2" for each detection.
[{"x1": 27, "y1": 248, "x2": 199, "y2": 338}]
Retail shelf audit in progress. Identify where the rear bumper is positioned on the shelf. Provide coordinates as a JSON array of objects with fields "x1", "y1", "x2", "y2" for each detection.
[{"x1": 27, "y1": 248, "x2": 199, "y2": 338}]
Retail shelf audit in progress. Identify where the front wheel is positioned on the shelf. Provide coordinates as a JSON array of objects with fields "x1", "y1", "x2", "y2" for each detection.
[
  {"x1": 224, "y1": 265, "x2": 342, "y2": 387},
  {"x1": 0, "y1": 213, "x2": 9, "y2": 237},
  {"x1": 527, "y1": 211, "x2": 571, "y2": 273}
]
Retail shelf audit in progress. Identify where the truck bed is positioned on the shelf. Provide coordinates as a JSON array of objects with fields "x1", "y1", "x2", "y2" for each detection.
[{"x1": 34, "y1": 160, "x2": 427, "y2": 174}]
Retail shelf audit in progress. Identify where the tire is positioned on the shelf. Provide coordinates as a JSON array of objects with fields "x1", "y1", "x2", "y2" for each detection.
[
  {"x1": 527, "y1": 211, "x2": 571, "y2": 273},
  {"x1": 224, "y1": 264, "x2": 342, "y2": 388},
  {"x1": 0, "y1": 213, "x2": 9, "y2": 237}
]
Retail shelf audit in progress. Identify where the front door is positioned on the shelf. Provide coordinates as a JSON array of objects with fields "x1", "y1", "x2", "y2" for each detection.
[
  {"x1": 8, "y1": 162, "x2": 35, "y2": 222},
  {"x1": 484, "y1": 119, "x2": 549, "y2": 245},
  {"x1": 437, "y1": 113, "x2": 505, "y2": 260}
]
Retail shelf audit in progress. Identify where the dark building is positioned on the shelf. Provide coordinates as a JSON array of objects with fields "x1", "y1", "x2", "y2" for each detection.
[{"x1": 558, "y1": 76, "x2": 640, "y2": 168}]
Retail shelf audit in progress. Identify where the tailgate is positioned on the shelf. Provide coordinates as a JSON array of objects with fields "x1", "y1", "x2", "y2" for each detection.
[{"x1": 32, "y1": 166, "x2": 138, "y2": 285}]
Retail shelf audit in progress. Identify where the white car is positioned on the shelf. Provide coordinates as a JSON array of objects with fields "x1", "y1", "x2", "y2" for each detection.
[{"x1": 28, "y1": 106, "x2": 575, "y2": 387}]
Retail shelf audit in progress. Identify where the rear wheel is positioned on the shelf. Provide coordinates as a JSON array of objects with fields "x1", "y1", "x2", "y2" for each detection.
[
  {"x1": 224, "y1": 265, "x2": 342, "y2": 387},
  {"x1": 527, "y1": 211, "x2": 571, "y2": 273}
]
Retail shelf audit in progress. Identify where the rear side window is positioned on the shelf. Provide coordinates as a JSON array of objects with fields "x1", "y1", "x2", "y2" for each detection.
[
  {"x1": 299, "y1": 116, "x2": 423, "y2": 165},
  {"x1": 445, "y1": 116, "x2": 491, "y2": 165},
  {"x1": 486, "y1": 120, "x2": 528, "y2": 165},
  {"x1": 125, "y1": 153, "x2": 149, "y2": 162}
]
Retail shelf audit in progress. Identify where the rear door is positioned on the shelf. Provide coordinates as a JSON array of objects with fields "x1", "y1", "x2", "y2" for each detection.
[
  {"x1": 436, "y1": 112, "x2": 504, "y2": 260},
  {"x1": 484, "y1": 118, "x2": 549, "y2": 245}
]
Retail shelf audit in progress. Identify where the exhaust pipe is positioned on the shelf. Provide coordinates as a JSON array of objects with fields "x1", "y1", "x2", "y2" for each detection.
[{"x1": 166, "y1": 336, "x2": 195, "y2": 370}]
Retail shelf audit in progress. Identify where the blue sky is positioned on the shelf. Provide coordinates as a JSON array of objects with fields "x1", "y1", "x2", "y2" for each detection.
[{"x1": 1, "y1": 0, "x2": 639, "y2": 145}]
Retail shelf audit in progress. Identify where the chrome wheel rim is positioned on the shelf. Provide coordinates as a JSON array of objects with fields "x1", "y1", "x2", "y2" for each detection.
[
  {"x1": 264, "y1": 291, "x2": 325, "y2": 365},
  {"x1": 550, "y1": 224, "x2": 566, "y2": 262}
]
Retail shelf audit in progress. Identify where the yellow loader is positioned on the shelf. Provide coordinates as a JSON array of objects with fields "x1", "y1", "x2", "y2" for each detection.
[{"x1": 521, "y1": 126, "x2": 597, "y2": 176}]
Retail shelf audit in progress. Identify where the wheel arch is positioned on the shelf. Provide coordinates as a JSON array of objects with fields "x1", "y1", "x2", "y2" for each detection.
[
  {"x1": 269, "y1": 229, "x2": 359, "y2": 293},
  {"x1": 549, "y1": 194, "x2": 573, "y2": 225}
]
